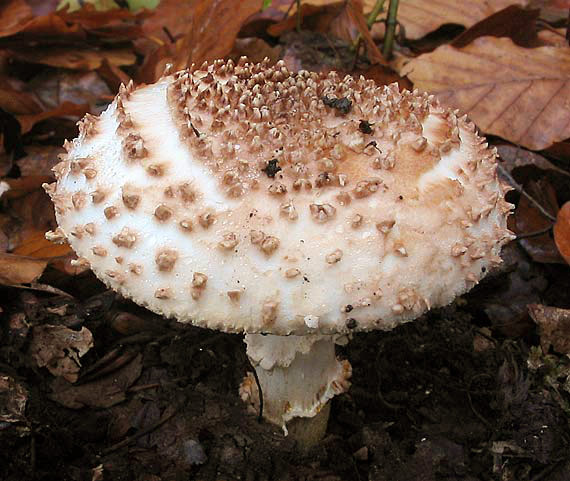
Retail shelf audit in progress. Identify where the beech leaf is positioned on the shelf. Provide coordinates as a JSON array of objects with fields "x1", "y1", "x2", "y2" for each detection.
[
  {"x1": 554, "y1": 201, "x2": 570, "y2": 265},
  {"x1": 369, "y1": 0, "x2": 528, "y2": 40},
  {"x1": 400, "y1": 36, "x2": 570, "y2": 150}
]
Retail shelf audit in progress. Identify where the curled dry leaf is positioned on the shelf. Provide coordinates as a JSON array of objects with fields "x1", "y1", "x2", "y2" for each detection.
[
  {"x1": 529, "y1": 304, "x2": 570, "y2": 354},
  {"x1": 496, "y1": 144, "x2": 570, "y2": 178},
  {"x1": 369, "y1": 0, "x2": 528, "y2": 40},
  {"x1": 554, "y1": 201, "x2": 570, "y2": 264},
  {"x1": 0, "y1": 253, "x2": 48, "y2": 285},
  {"x1": 29, "y1": 324, "x2": 94, "y2": 383},
  {"x1": 0, "y1": 375, "x2": 28, "y2": 424},
  {"x1": 401, "y1": 37, "x2": 570, "y2": 150},
  {"x1": 49, "y1": 352, "x2": 143, "y2": 409}
]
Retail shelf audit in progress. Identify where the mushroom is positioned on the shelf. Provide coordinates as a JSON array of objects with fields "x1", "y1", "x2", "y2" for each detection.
[{"x1": 45, "y1": 58, "x2": 514, "y2": 447}]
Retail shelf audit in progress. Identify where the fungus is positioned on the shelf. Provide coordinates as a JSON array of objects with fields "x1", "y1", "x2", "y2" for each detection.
[{"x1": 45, "y1": 59, "x2": 514, "y2": 449}]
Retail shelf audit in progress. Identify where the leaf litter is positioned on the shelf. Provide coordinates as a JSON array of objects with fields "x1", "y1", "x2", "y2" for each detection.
[{"x1": 0, "y1": 0, "x2": 570, "y2": 480}]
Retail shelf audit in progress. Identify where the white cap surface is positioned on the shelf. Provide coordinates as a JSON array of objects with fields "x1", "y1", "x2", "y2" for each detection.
[{"x1": 46, "y1": 58, "x2": 514, "y2": 335}]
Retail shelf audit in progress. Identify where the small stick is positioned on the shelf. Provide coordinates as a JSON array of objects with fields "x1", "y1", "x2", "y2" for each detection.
[
  {"x1": 382, "y1": 0, "x2": 400, "y2": 59},
  {"x1": 497, "y1": 164, "x2": 557, "y2": 223}
]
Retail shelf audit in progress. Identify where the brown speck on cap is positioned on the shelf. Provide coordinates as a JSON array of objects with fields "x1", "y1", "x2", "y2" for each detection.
[
  {"x1": 353, "y1": 178, "x2": 382, "y2": 199},
  {"x1": 84, "y1": 223, "x2": 96, "y2": 235},
  {"x1": 192, "y1": 272, "x2": 208, "y2": 288},
  {"x1": 129, "y1": 263, "x2": 143, "y2": 275},
  {"x1": 279, "y1": 201, "x2": 298, "y2": 221},
  {"x1": 104, "y1": 206, "x2": 119, "y2": 219},
  {"x1": 155, "y1": 248, "x2": 178, "y2": 271},
  {"x1": 376, "y1": 220, "x2": 395, "y2": 234},
  {"x1": 91, "y1": 189, "x2": 106, "y2": 204},
  {"x1": 154, "y1": 204, "x2": 172, "y2": 221},
  {"x1": 72, "y1": 192, "x2": 87, "y2": 210},
  {"x1": 112, "y1": 227, "x2": 137, "y2": 248},
  {"x1": 155, "y1": 287, "x2": 172, "y2": 299},
  {"x1": 123, "y1": 133, "x2": 147, "y2": 160},
  {"x1": 261, "y1": 236, "x2": 279, "y2": 255},
  {"x1": 147, "y1": 164, "x2": 165, "y2": 176},
  {"x1": 227, "y1": 290, "x2": 241, "y2": 302},
  {"x1": 285, "y1": 268, "x2": 301, "y2": 278},
  {"x1": 179, "y1": 219, "x2": 193, "y2": 231},
  {"x1": 262, "y1": 299, "x2": 278, "y2": 326},
  {"x1": 325, "y1": 249, "x2": 343, "y2": 264},
  {"x1": 219, "y1": 232, "x2": 239, "y2": 250},
  {"x1": 198, "y1": 211, "x2": 215, "y2": 228},
  {"x1": 121, "y1": 185, "x2": 141, "y2": 209},
  {"x1": 310, "y1": 203, "x2": 336, "y2": 223},
  {"x1": 92, "y1": 246, "x2": 107, "y2": 257},
  {"x1": 105, "y1": 270, "x2": 125, "y2": 284}
]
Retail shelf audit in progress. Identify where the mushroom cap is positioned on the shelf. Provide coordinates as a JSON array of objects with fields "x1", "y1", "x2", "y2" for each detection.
[{"x1": 46, "y1": 58, "x2": 514, "y2": 336}]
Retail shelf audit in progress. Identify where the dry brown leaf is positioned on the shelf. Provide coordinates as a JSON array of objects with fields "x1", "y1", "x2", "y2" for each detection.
[
  {"x1": 496, "y1": 144, "x2": 570, "y2": 178},
  {"x1": 8, "y1": 47, "x2": 136, "y2": 70},
  {"x1": 173, "y1": 0, "x2": 261, "y2": 71},
  {"x1": 16, "y1": 101, "x2": 88, "y2": 134},
  {"x1": 367, "y1": 0, "x2": 529, "y2": 40},
  {"x1": 12, "y1": 231, "x2": 71, "y2": 259},
  {"x1": 554, "y1": 201, "x2": 570, "y2": 264},
  {"x1": 529, "y1": 304, "x2": 570, "y2": 354},
  {"x1": 29, "y1": 325, "x2": 93, "y2": 382},
  {"x1": 49, "y1": 353, "x2": 143, "y2": 409},
  {"x1": 0, "y1": 253, "x2": 48, "y2": 285},
  {"x1": 0, "y1": 375, "x2": 28, "y2": 425},
  {"x1": 400, "y1": 37, "x2": 570, "y2": 150}
]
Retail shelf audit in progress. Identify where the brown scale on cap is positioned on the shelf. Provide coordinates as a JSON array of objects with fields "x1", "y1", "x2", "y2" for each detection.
[
  {"x1": 155, "y1": 249, "x2": 178, "y2": 272},
  {"x1": 112, "y1": 227, "x2": 137, "y2": 248}
]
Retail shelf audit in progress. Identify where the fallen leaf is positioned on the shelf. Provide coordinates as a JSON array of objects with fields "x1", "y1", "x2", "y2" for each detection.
[
  {"x1": 173, "y1": 0, "x2": 262, "y2": 71},
  {"x1": 0, "y1": 375, "x2": 28, "y2": 424},
  {"x1": 16, "y1": 145, "x2": 65, "y2": 177},
  {"x1": 0, "y1": 1, "x2": 34, "y2": 38},
  {"x1": 0, "y1": 253, "x2": 47, "y2": 285},
  {"x1": 496, "y1": 144, "x2": 570, "y2": 178},
  {"x1": 16, "y1": 101, "x2": 88, "y2": 134},
  {"x1": 554, "y1": 201, "x2": 570, "y2": 264},
  {"x1": 12, "y1": 231, "x2": 71, "y2": 259},
  {"x1": 529, "y1": 304, "x2": 570, "y2": 354},
  {"x1": 366, "y1": 0, "x2": 530, "y2": 40},
  {"x1": 8, "y1": 47, "x2": 136, "y2": 70},
  {"x1": 514, "y1": 180, "x2": 563, "y2": 263},
  {"x1": 29, "y1": 324, "x2": 93, "y2": 382},
  {"x1": 451, "y1": 5, "x2": 540, "y2": 48},
  {"x1": 0, "y1": 85, "x2": 44, "y2": 115},
  {"x1": 400, "y1": 36, "x2": 570, "y2": 150},
  {"x1": 49, "y1": 352, "x2": 143, "y2": 408}
]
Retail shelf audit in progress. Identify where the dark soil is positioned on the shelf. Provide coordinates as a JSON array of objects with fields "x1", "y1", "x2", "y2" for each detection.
[{"x1": 1, "y1": 245, "x2": 570, "y2": 481}]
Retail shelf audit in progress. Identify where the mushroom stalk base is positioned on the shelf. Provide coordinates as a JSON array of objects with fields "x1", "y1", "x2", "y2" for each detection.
[{"x1": 240, "y1": 334, "x2": 351, "y2": 447}]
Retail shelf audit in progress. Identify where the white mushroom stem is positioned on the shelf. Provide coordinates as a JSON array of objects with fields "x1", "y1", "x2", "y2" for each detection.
[{"x1": 240, "y1": 333, "x2": 351, "y2": 443}]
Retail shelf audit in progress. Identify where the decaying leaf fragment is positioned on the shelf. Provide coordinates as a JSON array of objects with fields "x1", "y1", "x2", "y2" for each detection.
[
  {"x1": 369, "y1": 0, "x2": 529, "y2": 40},
  {"x1": 400, "y1": 37, "x2": 570, "y2": 150},
  {"x1": 554, "y1": 201, "x2": 570, "y2": 265},
  {"x1": 0, "y1": 253, "x2": 48, "y2": 285},
  {"x1": 529, "y1": 304, "x2": 570, "y2": 355},
  {"x1": 29, "y1": 325, "x2": 94, "y2": 383}
]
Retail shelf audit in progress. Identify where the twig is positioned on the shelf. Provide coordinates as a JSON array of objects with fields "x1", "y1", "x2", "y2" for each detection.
[
  {"x1": 516, "y1": 225, "x2": 554, "y2": 240},
  {"x1": 467, "y1": 373, "x2": 492, "y2": 428},
  {"x1": 296, "y1": 0, "x2": 302, "y2": 32},
  {"x1": 101, "y1": 406, "x2": 176, "y2": 455},
  {"x1": 351, "y1": 0, "x2": 386, "y2": 61},
  {"x1": 497, "y1": 164, "x2": 557, "y2": 223},
  {"x1": 382, "y1": 0, "x2": 399, "y2": 59}
]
